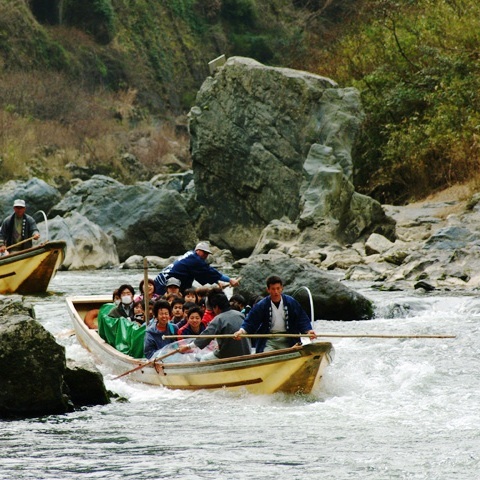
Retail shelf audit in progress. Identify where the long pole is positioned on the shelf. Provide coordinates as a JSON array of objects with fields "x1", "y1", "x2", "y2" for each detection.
[
  {"x1": 163, "y1": 333, "x2": 456, "y2": 340},
  {"x1": 113, "y1": 348, "x2": 181, "y2": 380},
  {"x1": 7, "y1": 236, "x2": 36, "y2": 250},
  {"x1": 143, "y1": 257, "x2": 150, "y2": 322}
]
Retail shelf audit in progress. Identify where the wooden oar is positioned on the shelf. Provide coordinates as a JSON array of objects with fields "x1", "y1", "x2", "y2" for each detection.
[
  {"x1": 143, "y1": 257, "x2": 150, "y2": 317},
  {"x1": 7, "y1": 236, "x2": 36, "y2": 250},
  {"x1": 113, "y1": 348, "x2": 181, "y2": 380},
  {"x1": 163, "y1": 333, "x2": 456, "y2": 340}
]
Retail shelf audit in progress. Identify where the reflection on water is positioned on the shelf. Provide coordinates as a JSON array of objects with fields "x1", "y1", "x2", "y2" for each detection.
[{"x1": 1, "y1": 270, "x2": 479, "y2": 480}]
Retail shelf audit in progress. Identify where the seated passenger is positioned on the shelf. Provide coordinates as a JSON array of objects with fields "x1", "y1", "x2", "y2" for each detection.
[
  {"x1": 171, "y1": 296, "x2": 185, "y2": 324},
  {"x1": 201, "y1": 287, "x2": 222, "y2": 325},
  {"x1": 180, "y1": 292, "x2": 251, "y2": 361},
  {"x1": 147, "y1": 299, "x2": 155, "y2": 325},
  {"x1": 164, "y1": 292, "x2": 181, "y2": 304},
  {"x1": 144, "y1": 300, "x2": 179, "y2": 359},
  {"x1": 178, "y1": 306, "x2": 206, "y2": 336},
  {"x1": 135, "y1": 278, "x2": 160, "y2": 303},
  {"x1": 197, "y1": 297, "x2": 206, "y2": 317},
  {"x1": 165, "y1": 277, "x2": 182, "y2": 297},
  {"x1": 229, "y1": 293, "x2": 251, "y2": 315},
  {"x1": 132, "y1": 300, "x2": 146, "y2": 325},
  {"x1": 108, "y1": 284, "x2": 136, "y2": 320},
  {"x1": 176, "y1": 301, "x2": 197, "y2": 330},
  {"x1": 195, "y1": 286, "x2": 209, "y2": 305},
  {"x1": 183, "y1": 287, "x2": 198, "y2": 304},
  {"x1": 202, "y1": 297, "x2": 215, "y2": 325},
  {"x1": 112, "y1": 288, "x2": 120, "y2": 306}
]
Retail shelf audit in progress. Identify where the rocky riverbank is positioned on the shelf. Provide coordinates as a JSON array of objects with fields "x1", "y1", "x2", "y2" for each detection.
[
  {"x1": 346, "y1": 186, "x2": 480, "y2": 292},
  {"x1": 3, "y1": 58, "x2": 477, "y2": 296}
]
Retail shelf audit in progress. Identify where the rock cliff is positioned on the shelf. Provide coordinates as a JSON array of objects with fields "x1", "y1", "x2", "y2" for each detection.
[{"x1": 190, "y1": 57, "x2": 395, "y2": 256}]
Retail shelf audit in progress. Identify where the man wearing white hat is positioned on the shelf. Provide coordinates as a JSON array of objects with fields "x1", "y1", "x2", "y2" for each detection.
[
  {"x1": 153, "y1": 241, "x2": 240, "y2": 295},
  {"x1": 0, "y1": 199, "x2": 40, "y2": 254}
]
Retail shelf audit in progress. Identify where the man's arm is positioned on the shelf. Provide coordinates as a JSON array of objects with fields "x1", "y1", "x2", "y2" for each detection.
[
  {"x1": 194, "y1": 317, "x2": 221, "y2": 350},
  {"x1": 27, "y1": 216, "x2": 40, "y2": 240},
  {"x1": 233, "y1": 299, "x2": 265, "y2": 338}
]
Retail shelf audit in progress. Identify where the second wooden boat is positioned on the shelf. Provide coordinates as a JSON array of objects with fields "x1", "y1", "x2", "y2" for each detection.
[{"x1": 0, "y1": 241, "x2": 66, "y2": 294}]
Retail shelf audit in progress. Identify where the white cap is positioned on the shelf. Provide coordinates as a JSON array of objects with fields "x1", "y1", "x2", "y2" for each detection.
[
  {"x1": 195, "y1": 241, "x2": 212, "y2": 254},
  {"x1": 13, "y1": 199, "x2": 26, "y2": 208}
]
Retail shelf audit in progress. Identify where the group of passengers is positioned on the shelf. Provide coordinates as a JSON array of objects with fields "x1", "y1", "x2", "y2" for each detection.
[{"x1": 103, "y1": 241, "x2": 317, "y2": 362}]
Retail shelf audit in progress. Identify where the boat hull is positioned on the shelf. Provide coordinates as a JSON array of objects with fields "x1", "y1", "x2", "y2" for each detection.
[
  {"x1": 67, "y1": 295, "x2": 334, "y2": 395},
  {"x1": 0, "y1": 241, "x2": 66, "y2": 294}
]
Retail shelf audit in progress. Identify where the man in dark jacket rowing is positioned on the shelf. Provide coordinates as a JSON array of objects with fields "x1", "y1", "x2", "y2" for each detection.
[
  {"x1": 234, "y1": 275, "x2": 316, "y2": 353},
  {"x1": 179, "y1": 292, "x2": 251, "y2": 360},
  {"x1": 153, "y1": 241, "x2": 240, "y2": 295},
  {"x1": 0, "y1": 199, "x2": 40, "y2": 254}
]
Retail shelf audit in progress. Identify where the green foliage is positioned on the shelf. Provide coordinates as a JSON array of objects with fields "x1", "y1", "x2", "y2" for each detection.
[
  {"x1": 221, "y1": 0, "x2": 258, "y2": 27},
  {"x1": 0, "y1": 1, "x2": 71, "y2": 71},
  {"x1": 165, "y1": 0, "x2": 207, "y2": 33},
  {"x1": 220, "y1": 0, "x2": 303, "y2": 64},
  {"x1": 64, "y1": 0, "x2": 116, "y2": 44},
  {"x1": 230, "y1": 33, "x2": 273, "y2": 62},
  {"x1": 322, "y1": 0, "x2": 480, "y2": 203}
]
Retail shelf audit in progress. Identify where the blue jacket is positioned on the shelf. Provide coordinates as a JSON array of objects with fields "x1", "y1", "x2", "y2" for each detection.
[
  {"x1": 241, "y1": 294, "x2": 312, "y2": 353},
  {"x1": 153, "y1": 250, "x2": 230, "y2": 295},
  {"x1": 144, "y1": 322, "x2": 178, "y2": 359}
]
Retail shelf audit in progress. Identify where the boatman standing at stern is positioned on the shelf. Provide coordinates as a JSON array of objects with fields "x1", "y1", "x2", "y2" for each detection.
[
  {"x1": 153, "y1": 241, "x2": 240, "y2": 295},
  {"x1": 0, "y1": 199, "x2": 40, "y2": 254},
  {"x1": 234, "y1": 275, "x2": 316, "y2": 353}
]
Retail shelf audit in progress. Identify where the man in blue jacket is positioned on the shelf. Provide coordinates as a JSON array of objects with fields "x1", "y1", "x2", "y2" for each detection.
[
  {"x1": 234, "y1": 275, "x2": 316, "y2": 353},
  {"x1": 153, "y1": 241, "x2": 240, "y2": 295}
]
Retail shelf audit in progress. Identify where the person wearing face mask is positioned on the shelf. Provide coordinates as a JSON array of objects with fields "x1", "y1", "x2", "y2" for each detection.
[{"x1": 107, "y1": 284, "x2": 136, "y2": 320}]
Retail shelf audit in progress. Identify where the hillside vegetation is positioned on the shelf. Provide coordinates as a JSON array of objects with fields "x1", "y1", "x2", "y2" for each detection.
[
  {"x1": 1, "y1": 0, "x2": 479, "y2": 205},
  {"x1": 314, "y1": 0, "x2": 480, "y2": 204},
  {"x1": 0, "y1": 0, "x2": 352, "y2": 188}
]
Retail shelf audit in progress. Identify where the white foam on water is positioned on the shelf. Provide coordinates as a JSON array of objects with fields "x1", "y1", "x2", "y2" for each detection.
[{"x1": 4, "y1": 271, "x2": 478, "y2": 480}]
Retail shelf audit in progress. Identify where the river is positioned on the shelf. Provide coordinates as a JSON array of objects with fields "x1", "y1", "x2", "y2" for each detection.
[{"x1": 1, "y1": 270, "x2": 479, "y2": 479}]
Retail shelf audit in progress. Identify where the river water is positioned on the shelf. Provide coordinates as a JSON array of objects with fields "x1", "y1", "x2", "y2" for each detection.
[{"x1": 1, "y1": 270, "x2": 479, "y2": 479}]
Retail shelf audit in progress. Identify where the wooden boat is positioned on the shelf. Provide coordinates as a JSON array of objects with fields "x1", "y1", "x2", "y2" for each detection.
[
  {"x1": 0, "y1": 241, "x2": 66, "y2": 294},
  {"x1": 66, "y1": 295, "x2": 334, "y2": 395}
]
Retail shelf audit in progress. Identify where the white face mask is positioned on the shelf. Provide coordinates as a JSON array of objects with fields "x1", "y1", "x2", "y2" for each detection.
[
  {"x1": 121, "y1": 295, "x2": 132, "y2": 305},
  {"x1": 114, "y1": 299, "x2": 121, "y2": 306}
]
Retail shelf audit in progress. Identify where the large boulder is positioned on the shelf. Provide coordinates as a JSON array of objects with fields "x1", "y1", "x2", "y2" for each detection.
[
  {"x1": 189, "y1": 56, "x2": 395, "y2": 256},
  {"x1": 42, "y1": 213, "x2": 119, "y2": 270},
  {"x1": 0, "y1": 178, "x2": 61, "y2": 220},
  {"x1": 235, "y1": 253, "x2": 374, "y2": 320},
  {"x1": 299, "y1": 145, "x2": 396, "y2": 244},
  {"x1": 0, "y1": 300, "x2": 70, "y2": 418},
  {"x1": 64, "y1": 358, "x2": 110, "y2": 407},
  {"x1": 0, "y1": 297, "x2": 111, "y2": 418},
  {"x1": 50, "y1": 175, "x2": 202, "y2": 260}
]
